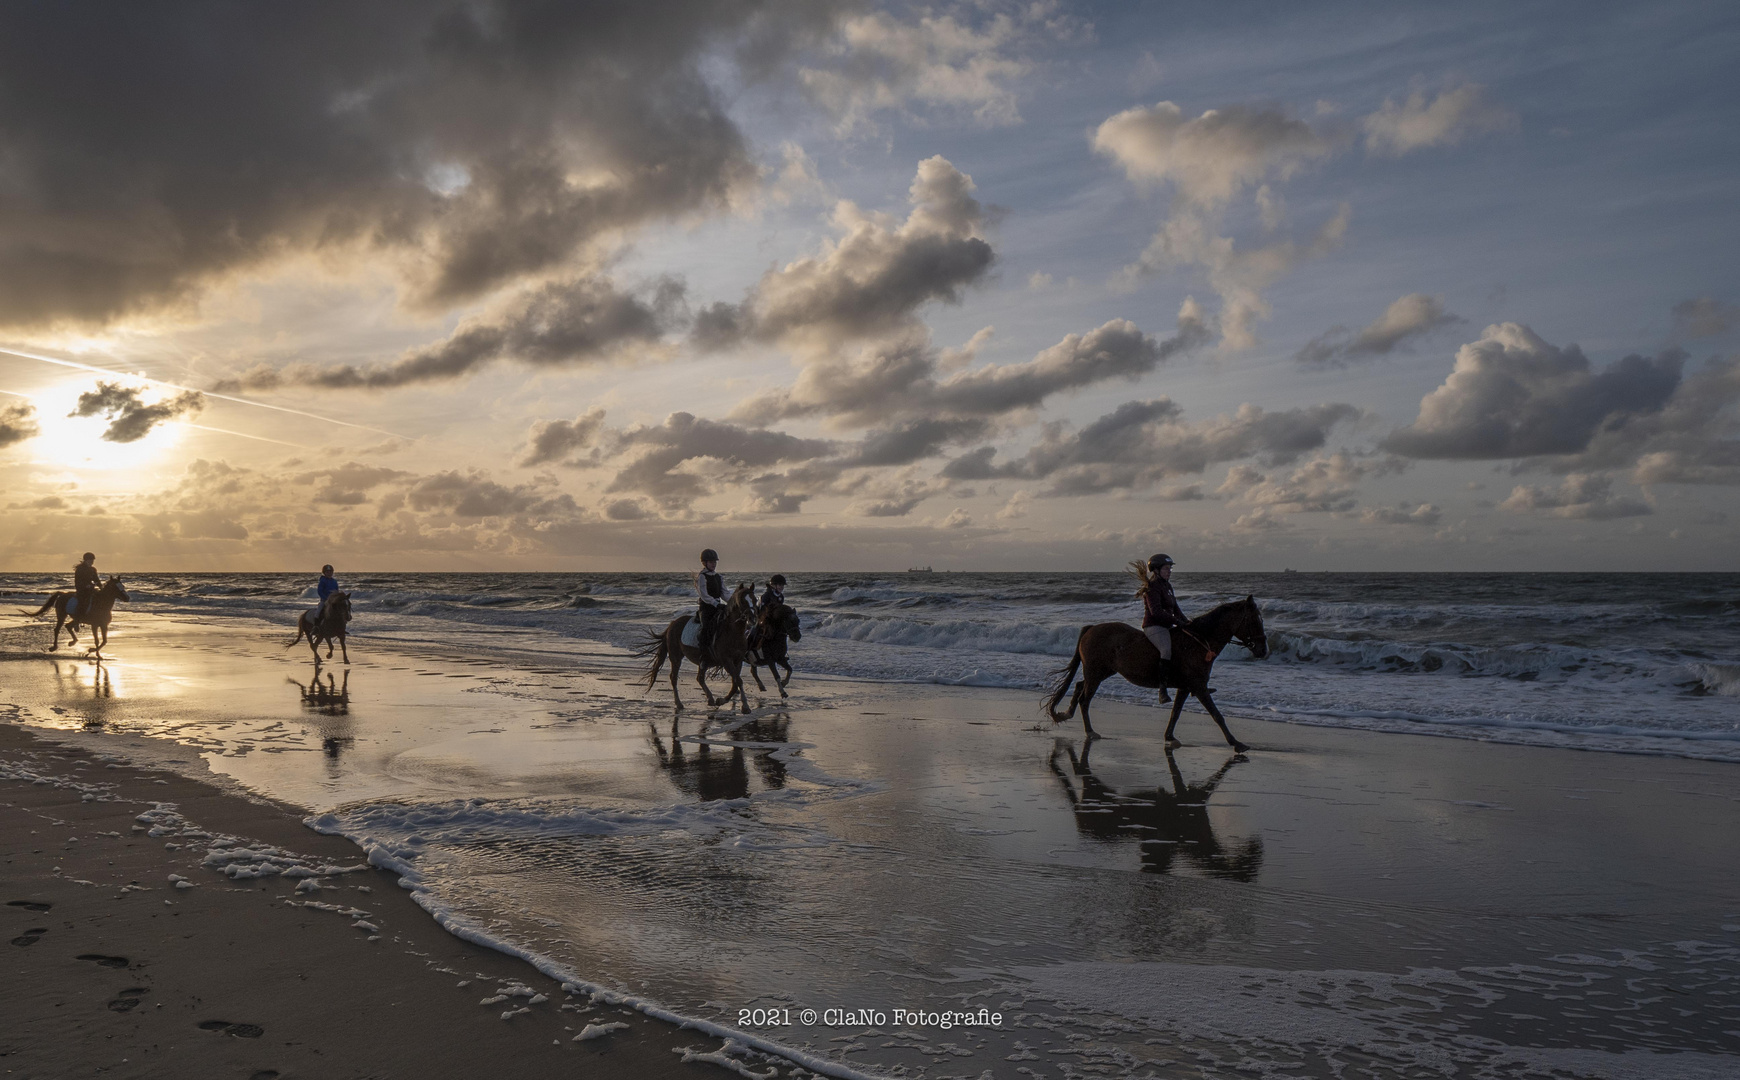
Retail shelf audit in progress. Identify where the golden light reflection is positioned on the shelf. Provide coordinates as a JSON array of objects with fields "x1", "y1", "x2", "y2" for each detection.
[{"x1": 24, "y1": 376, "x2": 190, "y2": 471}]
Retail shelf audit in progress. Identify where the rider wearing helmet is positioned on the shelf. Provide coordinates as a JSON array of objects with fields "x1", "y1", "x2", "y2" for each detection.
[
  {"x1": 314, "y1": 564, "x2": 339, "y2": 623},
  {"x1": 695, "y1": 549, "x2": 727, "y2": 656},
  {"x1": 759, "y1": 573, "x2": 787, "y2": 613},
  {"x1": 73, "y1": 552, "x2": 99, "y2": 618},
  {"x1": 1140, "y1": 553, "x2": 1186, "y2": 703}
]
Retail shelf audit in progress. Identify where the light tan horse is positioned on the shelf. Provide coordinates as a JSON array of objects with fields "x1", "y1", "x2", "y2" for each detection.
[
  {"x1": 638, "y1": 583, "x2": 755, "y2": 713},
  {"x1": 22, "y1": 576, "x2": 130, "y2": 658},
  {"x1": 287, "y1": 592, "x2": 352, "y2": 665}
]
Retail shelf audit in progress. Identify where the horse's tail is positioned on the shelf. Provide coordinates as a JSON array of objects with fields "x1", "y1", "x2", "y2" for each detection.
[
  {"x1": 285, "y1": 614, "x2": 308, "y2": 649},
  {"x1": 636, "y1": 628, "x2": 670, "y2": 691},
  {"x1": 1043, "y1": 626, "x2": 1090, "y2": 722},
  {"x1": 19, "y1": 594, "x2": 61, "y2": 618}
]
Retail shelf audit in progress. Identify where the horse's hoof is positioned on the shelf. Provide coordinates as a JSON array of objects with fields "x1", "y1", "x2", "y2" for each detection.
[
  {"x1": 1231, "y1": 741, "x2": 1249, "y2": 753},
  {"x1": 1165, "y1": 738, "x2": 1182, "y2": 748}
]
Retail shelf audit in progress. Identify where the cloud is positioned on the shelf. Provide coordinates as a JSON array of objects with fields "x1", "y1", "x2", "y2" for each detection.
[
  {"x1": 945, "y1": 397, "x2": 1362, "y2": 496},
  {"x1": 1218, "y1": 452, "x2": 1402, "y2": 513},
  {"x1": 604, "y1": 412, "x2": 836, "y2": 505},
  {"x1": 1500, "y1": 474, "x2": 1652, "y2": 519},
  {"x1": 1093, "y1": 101, "x2": 1337, "y2": 207},
  {"x1": 737, "y1": 300, "x2": 1210, "y2": 427},
  {"x1": 69, "y1": 382, "x2": 205, "y2": 442},
  {"x1": 797, "y1": 4, "x2": 1069, "y2": 132},
  {"x1": 406, "y1": 471, "x2": 577, "y2": 519},
  {"x1": 292, "y1": 462, "x2": 412, "y2": 506},
  {"x1": 1362, "y1": 84, "x2": 1518, "y2": 156},
  {"x1": 1360, "y1": 503, "x2": 1442, "y2": 526},
  {"x1": 1672, "y1": 297, "x2": 1738, "y2": 340},
  {"x1": 0, "y1": 2, "x2": 842, "y2": 331},
  {"x1": 1382, "y1": 323, "x2": 1683, "y2": 459},
  {"x1": 941, "y1": 507, "x2": 973, "y2": 528},
  {"x1": 0, "y1": 403, "x2": 39, "y2": 447},
  {"x1": 701, "y1": 156, "x2": 993, "y2": 353},
  {"x1": 520, "y1": 408, "x2": 608, "y2": 467},
  {"x1": 215, "y1": 276, "x2": 679, "y2": 391},
  {"x1": 1297, "y1": 293, "x2": 1460, "y2": 367}
]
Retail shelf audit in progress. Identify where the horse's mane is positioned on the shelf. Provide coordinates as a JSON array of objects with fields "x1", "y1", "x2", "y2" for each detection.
[
  {"x1": 1188, "y1": 598, "x2": 1252, "y2": 631},
  {"x1": 726, "y1": 583, "x2": 754, "y2": 617}
]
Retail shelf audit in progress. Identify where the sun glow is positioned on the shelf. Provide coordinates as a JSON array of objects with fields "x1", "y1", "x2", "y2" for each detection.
[{"x1": 24, "y1": 377, "x2": 192, "y2": 471}]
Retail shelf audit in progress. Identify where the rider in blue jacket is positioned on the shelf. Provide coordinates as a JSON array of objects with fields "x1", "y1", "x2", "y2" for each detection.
[{"x1": 314, "y1": 564, "x2": 339, "y2": 622}]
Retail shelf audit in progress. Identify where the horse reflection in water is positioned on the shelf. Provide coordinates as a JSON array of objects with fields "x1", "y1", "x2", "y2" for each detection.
[
  {"x1": 647, "y1": 712, "x2": 792, "y2": 802},
  {"x1": 51, "y1": 660, "x2": 115, "y2": 727},
  {"x1": 1049, "y1": 740, "x2": 1262, "y2": 881},
  {"x1": 288, "y1": 668, "x2": 352, "y2": 761}
]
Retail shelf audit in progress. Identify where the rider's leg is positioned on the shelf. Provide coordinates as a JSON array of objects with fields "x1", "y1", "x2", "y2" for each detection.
[{"x1": 1143, "y1": 626, "x2": 1173, "y2": 703}]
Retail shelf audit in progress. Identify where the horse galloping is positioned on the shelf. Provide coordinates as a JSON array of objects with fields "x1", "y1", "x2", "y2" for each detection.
[
  {"x1": 747, "y1": 601, "x2": 801, "y2": 697},
  {"x1": 638, "y1": 583, "x2": 755, "y2": 713},
  {"x1": 1043, "y1": 596, "x2": 1269, "y2": 751},
  {"x1": 22, "y1": 576, "x2": 131, "y2": 658},
  {"x1": 288, "y1": 592, "x2": 352, "y2": 665}
]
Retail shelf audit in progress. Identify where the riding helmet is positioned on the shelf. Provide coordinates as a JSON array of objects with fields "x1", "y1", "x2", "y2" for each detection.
[
  {"x1": 83, "y1": 552, "x2": 96, "y2": 562},
  {"x1": 322, "y1": 564, "x2": 334, "y2": 574},
  {"x1": 700, "y1": 548, "x2": 719, "y2": 563},
  {"x1": 1147, "y1": 553, "x2": 1175, "y2": 570},
  {"x1": 770, "y1": 574, "x2": 786, "y2": 586}
]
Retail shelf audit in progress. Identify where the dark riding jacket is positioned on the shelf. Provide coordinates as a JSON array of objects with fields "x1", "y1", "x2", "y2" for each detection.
[
  {"x1": 74, "y1": 563, "x2": 99, "y2": 596},
  {"x1": 696, "y1": 569, "x2": 726, "y2": 621},
  {"x1": 758, "y1": 584, "x2": 784, "y2": 612},
  {"x1": 1142, "y1": 578, "x2": 1187, "y2": 629}
]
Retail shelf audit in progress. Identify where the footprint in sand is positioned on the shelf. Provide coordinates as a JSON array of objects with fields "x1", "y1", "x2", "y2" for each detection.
[
  {"x1": 76, "y1": 953, "x2": 130, "y2": 968},
  {"x1": 108, "y1": 987, "x2": 150, "y2": 1012},
  {"x1": 7, "y1": 899, "x2": 53, "y2": 912},
  {"x1": 10, "y1": 927, "x2": 48, "y2": 946},
  {"x1": 198, "y1": 1020, "x2": 265, "y2": 1038}
]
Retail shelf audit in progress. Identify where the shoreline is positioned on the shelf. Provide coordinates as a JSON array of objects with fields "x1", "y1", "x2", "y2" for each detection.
[{"x1": 4, "y1": 612, "x2": 1739, "y2": 1079}]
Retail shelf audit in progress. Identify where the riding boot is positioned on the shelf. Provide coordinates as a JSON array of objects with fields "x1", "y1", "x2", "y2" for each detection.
[{"x1": 1159, "y1": 688, "x2": 1171, "y2": 704}]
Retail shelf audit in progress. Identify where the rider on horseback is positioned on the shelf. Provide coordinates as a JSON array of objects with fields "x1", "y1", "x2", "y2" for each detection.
[
  {"x1": 73, "y1": 552, "x2": 99, "y2": 618},
  {"x1": 314, "y1": 564, "x2": 339, "y2": 623},
  {"x1": 749, "y1": 573, "x2": 786, "y2": 650},
  {"x1": 695, "y1": 549, "x2": 727, "y2": 659},
  {"x1": 1139, "y1": 553, "x2": 1185, "y2": 703}
]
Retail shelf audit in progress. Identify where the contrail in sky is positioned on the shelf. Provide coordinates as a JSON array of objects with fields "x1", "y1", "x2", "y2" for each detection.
[{"x1": 0, "y1": 346, "x2": 406, "y2": 438}]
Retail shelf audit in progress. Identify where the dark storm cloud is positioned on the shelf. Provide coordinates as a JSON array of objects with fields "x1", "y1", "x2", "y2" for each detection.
[
  {"x1": 604, "y1": 412, "x2": 837, "y2": 504},
  {"x1": 1382, "y1": 323, "x2": 1683, "y2": 460},
  {"x1": 70, "y1": 382, "x2": 205, "y2": 443},
  {"x1": 0, "y1": 402, "x2": 39, "y2": 447},
  {"x1": 214, "y1": 277, "x2": 680, "y2": 391},
  {"x1": 0, "y1": 0, "x2": 835, "y2": 330},
  {"x1": 1296, "y1": 293, "x2": 1460, "y2": 368}
]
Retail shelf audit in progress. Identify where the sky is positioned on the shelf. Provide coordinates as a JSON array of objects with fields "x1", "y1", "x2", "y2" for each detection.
[{"x1": 1, "y1": 0, "x2": 1736, "y2": 572}]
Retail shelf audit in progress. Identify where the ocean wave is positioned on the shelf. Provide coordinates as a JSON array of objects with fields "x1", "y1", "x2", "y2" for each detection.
[
  {"x1": 1688, "y1": 662, "x2": 1740, "y2": 697},
  {"x1": 804, "y1": 612, "x2": 1086, "y2": 656}
]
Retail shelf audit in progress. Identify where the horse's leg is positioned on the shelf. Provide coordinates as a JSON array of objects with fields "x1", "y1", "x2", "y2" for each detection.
[
  {"x1": 1163, "y1": 692, "x2": 1189, "y2": 746},
  {"x1": 1192, "y1": 687, "x2": 1248, "y2": 753},
  {"x1": 731, "y1": 664, "x2": 749, "y2": 714},
  {"x1": 1078, "y1": 673, "x2": 1104, "y2": 739},
  {"x1": 748, "y1": 660, "x2": 767, "y2": 692},
  {"x1": 339, "y1": 634, "x2": 349, "y2": 665},
  {"x1": 50, "y1": 610, "x2": 64, "y2": 651},
  {"x1": 774, "y1": 659, "x2": 790, "y2": 697},
  {"x1": 669, "y1": 640, "x2": 685, "y2": 711},
  {"x1": 696, "y1": 664, "x2": 718, "y2": 707}
]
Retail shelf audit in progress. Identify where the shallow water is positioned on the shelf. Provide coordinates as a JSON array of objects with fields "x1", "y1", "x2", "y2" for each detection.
[
  {"x1": 4, "y1": 602, "x2": 1737, "y2": 1079},
  {"x1": 5, "y1": 570, "x2": 1735, "y2": 761}
]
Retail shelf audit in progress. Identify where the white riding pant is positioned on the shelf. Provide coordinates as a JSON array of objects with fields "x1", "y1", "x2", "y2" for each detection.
[{"x1": 1143, "y1": 625, "x2": 1172, "y2": 661}]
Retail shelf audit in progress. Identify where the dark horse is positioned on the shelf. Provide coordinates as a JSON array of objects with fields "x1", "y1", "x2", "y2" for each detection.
[
  {"x1": 287, "y1": 592, "x2": 352, "y2": 665},
  {"x1": 1043, "y1": 597, "x2": 1268, "y2": 750},
  {"x1": 22, "y1": 576, "x2": 130, "y2": 658},
  {"x1": 638, "y1": 583, "x2": 755, "y2": 713},
  {"x1": 747, "y1": 601, "x2": 801, "y2": 698}
]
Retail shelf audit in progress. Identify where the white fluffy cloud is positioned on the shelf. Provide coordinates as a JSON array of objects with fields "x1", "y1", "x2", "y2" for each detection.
[
  {"x1": 1362, "y1": 84, "x2": 1518, "y2": 156},
  {"x1": 1500, "y1": 474, "x2": 1651, "y2": 519},
  {"x1": 1297, "y1": 293, "x2": 1460, "y2": 367}
]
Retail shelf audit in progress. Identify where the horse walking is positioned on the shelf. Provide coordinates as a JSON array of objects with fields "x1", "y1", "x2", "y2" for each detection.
[
  {"x1": 1043, "y1": 596, "x2": 1269, "y2": 751},
  {"x1": 21, "y1": 576, "x2": 130, "y2": 658},
  {"x1": 288, "y1": 592, "x2": 352, "y2": 665},
  {"x1": 747, "y1": 601, "x2": 801, "y2": 698},
  {"x1": 638, "y1": 584, "x2": 755, "y2": 713}
]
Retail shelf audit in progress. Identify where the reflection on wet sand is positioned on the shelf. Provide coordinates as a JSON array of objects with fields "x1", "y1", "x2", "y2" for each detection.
[
  {"x1": 647, "y1": 713, "x2": 792, "y2": 802},
  {"x1": 50, "y1": 659, "x2": 115, "y2": 726},
  {"x1": 1049, "y1": 739, "x2": 1262, "y2": 881},
  {"x1": 289, "y1": 668, "x2": 352, "y2": 760}
]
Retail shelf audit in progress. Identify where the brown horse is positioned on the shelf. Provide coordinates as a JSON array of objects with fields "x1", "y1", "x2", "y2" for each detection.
[
  {"x1": 639, "y1": 583, "x2": 755, "y2": 713},
  {"x1": 287, "y1": 592, "x2": 352, "y2": 665},
  {"x1": 1043, "y1": 597, "x2": 1269, "y2": 750},
  {"x1": 22, "y1": 576, "x2": 130, "y2": 657},
  {"x1": 747, "y1": 601, "x2": 801, "y2": 698}
]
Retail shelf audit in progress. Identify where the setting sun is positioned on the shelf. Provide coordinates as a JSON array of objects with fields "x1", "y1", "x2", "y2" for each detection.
[{"x1": 23, "y1": 377, "x2": 193, "y2": 471}]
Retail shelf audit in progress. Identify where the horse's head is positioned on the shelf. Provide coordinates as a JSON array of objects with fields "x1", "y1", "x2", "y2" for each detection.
[
  {"x1": 1234, "y1": 594, "x2": 1268, "y2": 658},
  {"x1": 331, "y1": 592, "x2": 352, "y2": 623},
  {"x1": 779, "y1": 604, "x2": 801, "y2": 642},
  {"x1": 105, "y1": 576, "x2": 130, "y2": 602}
]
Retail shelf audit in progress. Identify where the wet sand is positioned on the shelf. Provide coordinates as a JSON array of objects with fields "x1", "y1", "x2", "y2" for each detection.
[{"x1": 3, "y1": 613, "x2": 1739, "y2": 1079}]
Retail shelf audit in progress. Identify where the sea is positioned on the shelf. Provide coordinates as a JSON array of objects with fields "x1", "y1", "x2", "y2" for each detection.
[
  {"x1": 10, "y1": 569, "x2": 1735, "y2": 759},
  {"x1": 4, "y1": 570, "x2": 1739, "y2": 1079}
]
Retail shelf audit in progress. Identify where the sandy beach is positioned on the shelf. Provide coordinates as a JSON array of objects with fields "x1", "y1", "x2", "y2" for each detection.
[{"x1": 4, "y1": 610, "x2": 1739, "y2": 1079}]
